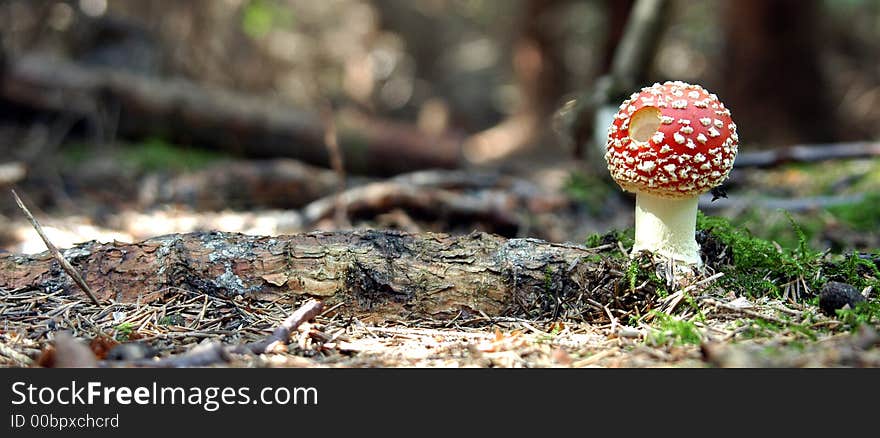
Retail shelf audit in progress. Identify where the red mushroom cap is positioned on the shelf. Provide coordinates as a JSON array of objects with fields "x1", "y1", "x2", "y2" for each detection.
[{"x1": 604, "y1": 81, "x2": 738, "y2": 198}]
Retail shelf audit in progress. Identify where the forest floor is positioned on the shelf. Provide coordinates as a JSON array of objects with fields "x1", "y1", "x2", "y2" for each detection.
[
  {"x1": 2, "y1": 281, "x2": 878, "y2": 368},
  {"x1": 1, "y1": 136, "x2": 880, "y2": 368}
]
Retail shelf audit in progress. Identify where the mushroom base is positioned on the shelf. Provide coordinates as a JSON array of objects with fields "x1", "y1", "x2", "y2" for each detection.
[{"x1": 632, "y1": 193, "x2": 702, "y2": 265}]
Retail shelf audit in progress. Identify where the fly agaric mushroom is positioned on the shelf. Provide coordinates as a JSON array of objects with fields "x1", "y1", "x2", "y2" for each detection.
[{"x1": 604, "y1": 81, "x2": 738, "y2": 265}]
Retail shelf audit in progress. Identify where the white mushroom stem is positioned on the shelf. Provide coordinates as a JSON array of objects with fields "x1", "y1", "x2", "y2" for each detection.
[{"x1": 632, "y1": 192, "x2": 702, "y2": 265}]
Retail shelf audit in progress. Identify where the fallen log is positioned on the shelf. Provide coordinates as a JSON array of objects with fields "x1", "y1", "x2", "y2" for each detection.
[
  {"x1": 0, "y1": 230, "x2": 643, "y2": 322},
  {"x1": 143, "y1": 158, "x2": 340, "y2": 210},
  {"x1": 0, "y1": 54, "x2": 463, "y2": 176}
]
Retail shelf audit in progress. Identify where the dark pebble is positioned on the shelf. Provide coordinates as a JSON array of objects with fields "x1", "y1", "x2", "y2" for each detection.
[{"x1": 818, "y1": 282, "x2": 866, "y2": 316}]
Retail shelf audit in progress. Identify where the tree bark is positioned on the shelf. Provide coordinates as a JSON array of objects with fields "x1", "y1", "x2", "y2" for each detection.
[
  {"x1": 0, "y1": 54, "x2": 463, "y2": 176},
  {"x1": 0, "y1": 230, "x2": 637, "y2": 322}
]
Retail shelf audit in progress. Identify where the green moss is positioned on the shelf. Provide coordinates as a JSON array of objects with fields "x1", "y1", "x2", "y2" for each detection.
[
  {"x1": 646, "y1": 311, "x2": 701, "y2": 346},
  {"x1": 698, "y1": 212, "x2": 819, "y2": 273},
  {"x1": 242, "y1": 0, "x2": 296, "y2": 38},
  {"x1": 64, "y1": 138, "x2": 225, "y2": 173},
  {"x1": 836, "y1": 300, "x2": 880, "y2": 329},
  {"x1": 697, "y1": 212, "x2": 825, "y2": 295},
  {"x1": 544, "y1": 266, "x2": 554, "y2": 293},
  {"x1": 625, "y1": 255, "x2": 667, "y2": 297},
  {"x1": 824, "y1": 252, "x2": 880, "y2": 291},
  {"x1": 114, "y1": 322, "x2": 135, "y2": 341},
  {"x1": 124, "y1": 138, "x2": 224, "y2": 172},
  {"x1": 158, "y1": 314, "x2": 184, "y2": 326}
]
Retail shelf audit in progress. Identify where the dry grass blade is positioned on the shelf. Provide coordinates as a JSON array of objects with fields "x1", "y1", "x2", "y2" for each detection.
[{"x1": 11, "y1": 189, "x2": 102, "y2": 307}]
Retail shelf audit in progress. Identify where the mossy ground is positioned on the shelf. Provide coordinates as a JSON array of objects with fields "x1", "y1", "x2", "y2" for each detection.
[{"x1": 582, "y1": 207, "x2": 880, "y2": 362}]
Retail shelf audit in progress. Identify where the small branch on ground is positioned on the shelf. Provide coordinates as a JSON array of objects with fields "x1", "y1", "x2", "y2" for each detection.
[
  {"x1": 11, "y1": 189, "x2": 103, "y2": 307},
  {"x1": 301, "y1": 169, "x2": 568, "y2": 229},
  {"x1": 237, "y1": 300, "x2": 324, "y2": 355}
]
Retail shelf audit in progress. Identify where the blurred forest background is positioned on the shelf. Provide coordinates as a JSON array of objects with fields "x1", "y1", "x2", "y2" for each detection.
[{"x1": 1, "y1": 0, "x2": 880, "y2": 254}]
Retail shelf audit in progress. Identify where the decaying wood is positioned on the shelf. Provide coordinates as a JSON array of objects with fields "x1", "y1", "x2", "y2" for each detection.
[
  {"x1": 0, "y1": 54, "x2": 462, "y2": 176},
  {"x1": 0, "y1": 230, "x2": 643, "y2": 322},
  {"x1": 301, "y1": 169, "x2": 571, "y2": 234},
  {"x1": 12, "y1": 189, "x2": 102, "y2": 306},
  {"x1": 302, "y1": 181, "x2": 523, "y2": 229},
  {"x1": 142, "y1": 158, "x2": 340, "y2": 210}
]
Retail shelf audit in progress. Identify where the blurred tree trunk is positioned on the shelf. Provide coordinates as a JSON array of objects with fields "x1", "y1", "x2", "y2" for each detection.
[
  {"x1": 722, "y1": 0, "x2": 839, "y2": 146},
  {"x1": 514, "y1": 0, "x2": 567, "y2": 119},
  {"x1": 464, "y1": 0, "x2": 568, "y2": 163},
  {"x1": 600, "y1": 0, "x2": 636, "y2": 74}
]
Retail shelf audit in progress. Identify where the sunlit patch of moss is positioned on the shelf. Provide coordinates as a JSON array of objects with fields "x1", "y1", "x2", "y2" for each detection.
[
  {"x1": 114, "y1": 322, "x2": 134, "y2": 342},
  {"x1": 645, "y1": 311, "x2": 701, "y2": 346},
  {"x1": 699, "y1": 212, "x2": 820, "y2": 272},
  {"x1": 697, "y1": 212, "x2": 824, "y2": 295}
]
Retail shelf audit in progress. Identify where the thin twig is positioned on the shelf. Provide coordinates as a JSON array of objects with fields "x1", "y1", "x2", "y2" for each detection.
[
  {"x1": 237, "y1": 300, "x2": 324, "y2": 354},
  {"x1": 11, "y1": 189, "x2": 102, "y2": 307}
]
